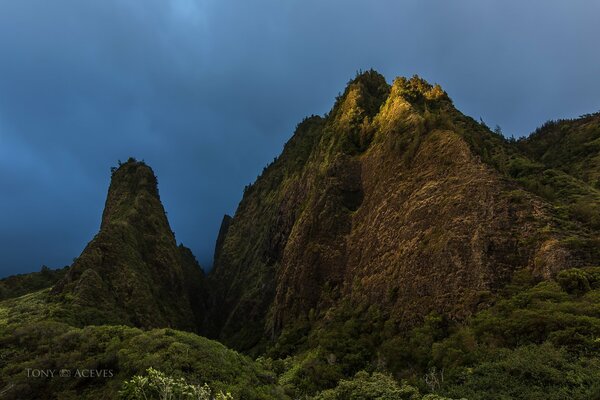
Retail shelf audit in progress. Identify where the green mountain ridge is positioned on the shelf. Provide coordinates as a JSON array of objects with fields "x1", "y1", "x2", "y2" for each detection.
[
  {"x1": 1, "y1": 70, "x2": 599, "y2": 399},
  {"x1": 207, "y1": 71, "x2": 599, "y2": 354},
  {"x1": 0, "y1": 265, "x2": 68, "y2": 301}
]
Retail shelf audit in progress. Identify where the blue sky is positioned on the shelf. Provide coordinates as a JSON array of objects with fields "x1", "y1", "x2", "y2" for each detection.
[{"x1": 1, "y1": 0, "x2": 599, "y2": 276}]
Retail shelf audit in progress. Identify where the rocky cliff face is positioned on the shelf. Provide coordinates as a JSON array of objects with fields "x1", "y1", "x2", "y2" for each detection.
[
  {"x1": 52, "y1": 159, "x2": 206, "y2": 331},
  {"x1": 207, "y1": 71, "x2": 599, "y2": 352}
]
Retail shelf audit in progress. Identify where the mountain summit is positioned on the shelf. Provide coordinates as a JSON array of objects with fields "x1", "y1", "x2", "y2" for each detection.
[
  {"x1": 206, "y1": 71, "x2": 600, "y2": 353},
  {"x1": 53, "y1": 158, "x2": 206, "y2": 330}
]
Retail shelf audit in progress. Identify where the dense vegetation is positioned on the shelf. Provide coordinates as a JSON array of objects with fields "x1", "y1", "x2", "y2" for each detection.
[
  {"x1": 121, "y1": 368, "x2": 233, "y2": 400},
  {"x1": 3, "y1": 266, "x2": 599, "y2": 398},
  {"x1": 0, "y1": 265, "x2": 67, "y2": 301},
  {"x1": 0, "y1": 290, "x2": 284, "y2": 399},
  {"x1": 248, "y1": 268, "x2": 600, "y2": 399}
]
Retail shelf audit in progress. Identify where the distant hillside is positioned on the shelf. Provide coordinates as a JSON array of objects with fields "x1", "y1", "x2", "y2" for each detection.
[
  {"x1": 516, "y1": 112, "x2": 600, "y2": 229},
  {"x1": 0, "y1": 265, "x2": 67, "y2": 301}
]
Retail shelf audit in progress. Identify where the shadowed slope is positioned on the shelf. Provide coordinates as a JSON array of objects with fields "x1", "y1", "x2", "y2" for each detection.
[{"x1": 52, "y1": 159, "x2": 206, "y2": 331}]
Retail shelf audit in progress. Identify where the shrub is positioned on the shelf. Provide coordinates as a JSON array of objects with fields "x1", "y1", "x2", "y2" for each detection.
[
  {"x1": 313, "y1": 371, "x2": 419, "y2": 400},
  {"x1": 557, "y1": 268, "x2": 591, "y2": 295},
  {"x1": 120, "y1": 367, "x2": 233, "y2": 400}
]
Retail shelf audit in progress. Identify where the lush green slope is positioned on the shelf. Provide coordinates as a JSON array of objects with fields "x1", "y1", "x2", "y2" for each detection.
[
  {"x1": 0, "y1": 290, "x2": 284, "y2": 400},
  {"x1": 0, "y1": 265, "x2": 67, "y2": 301},
  {"x1": 516, "y1": 113, "x2": 600, "y2": 229},
  {"x1": 518, "y1": 112, "x2": 600, "y2": 186},
  {"x1": 247, "y1": 267, "x2": 600, "y2": 399},
  {"x1": 403, "y1": 267, "x2": 600, "y2": 399}
]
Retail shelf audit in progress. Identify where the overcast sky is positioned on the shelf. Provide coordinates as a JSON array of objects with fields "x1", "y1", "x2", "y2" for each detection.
[{"x1": 1, "y1": 0, "x2": 599, "y2": 277}]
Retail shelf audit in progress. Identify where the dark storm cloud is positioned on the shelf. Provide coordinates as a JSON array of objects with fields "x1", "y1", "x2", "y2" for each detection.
[{"x1": 1, "y1": 0, "x2": 599, "y2": 276}]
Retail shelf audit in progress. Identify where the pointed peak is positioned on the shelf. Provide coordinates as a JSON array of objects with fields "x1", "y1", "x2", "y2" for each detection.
[
  {"x1": 329, "y1": 69, "x2": 390, "y2": 128},
  {"x1": 52, "y1": 160, "x2": 206, "y2": 330},
  {"x1": 111, "y1": 157, "x2": 155, "y2": 181},
  {"x1": 101, "y1": 157, "x2": 162, "y2": 229},
  {"x1": 348, "y1": 69, "x2": 388, "y2": 92},
  {"x1": 341, "y1": 69, "x2": 390, "y2": 116},
  {"x1": 390, "y1": 75, "x2": 451, "y2": 105},
  {"x1": 109, "y1": 157, "x2": 158, "y2": 196}
]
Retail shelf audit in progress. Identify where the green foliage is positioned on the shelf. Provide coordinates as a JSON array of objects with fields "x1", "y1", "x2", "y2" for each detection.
[
  {"x1": 442, "y1": 343, "x2": 600, "y2": 400},
  {"x1": 121, "y1": 367, "x2": 233, "y2": 400},
  {"x1": 329, "y1": 70, "x2": 390, "y2": 154},
  {"x1": 285, "y1": 349, "x2": 344, "y2": 396},
  {"x1": 0, "y1": 265, "x2": 68, "y2": 301},
  {"x1": 519, "y1": 113, "x2": 600, "y2": 186},
  {"x1": 380, "y1": 277, "x2": 600, "y2": 399},
  {"x1": 569, "y1": 198, "x2": 600, "y2": 228},
  {"x1": 312, "y1": 371, "x2": 458, "y2": 400},
  {"x1": 266, "y1": 274, "x2": 596, "y2": 399},
  {"x1": 394, "y1": 75, "x2": 450, "y2": 107},
  {"x1": 308, "y1": 303, "x2": 386, "y2": 376},
  {"x1": 0, "y1": 293, "x2": 286, "y2": 400},
  {"x1": 443, "y1": 108, "x2": 600, "y2": 235},
  {"x1": 506, "y1": 156, "x2": 544, "y2": 178},
  {"x1": 265, "y1": 302, "x2": 392, "y2": 396},
  {"x1": 380, "y1": 313, "x2": 450, "y2": 377},
  {"x1": 556, "y1": 267, "x2": 600, "y2": 295},
  {"x1": 509, "y1": 113, "x2": 600, "y2": 230}
]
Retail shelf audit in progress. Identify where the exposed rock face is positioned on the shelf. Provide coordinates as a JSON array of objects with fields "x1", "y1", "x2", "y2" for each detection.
[
  {"x1": 207, "y1": 71, "x2": 599, "y2": 352},
  {"x1": 53, "y1": 159, "x2": 206, "y2": 331}
]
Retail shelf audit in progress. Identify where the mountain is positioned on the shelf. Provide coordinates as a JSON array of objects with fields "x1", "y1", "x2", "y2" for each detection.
[
  {"x1": 1, "y1": 71, "x2": 599, "y2": 400},
  {"x1": 51, "y1": 158, "x2": 207, "y2": 330},
  {"x1": 207, "y1": 70, "x2": 600, "y2": 356}
]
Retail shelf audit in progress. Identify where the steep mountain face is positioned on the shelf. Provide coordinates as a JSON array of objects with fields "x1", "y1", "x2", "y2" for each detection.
[
  {"x1": 207, "y1": 71, "x2": 599, "y2": 352},
  {"x1": 52, "y1": 159, "x2": 206, "y2": 331}
]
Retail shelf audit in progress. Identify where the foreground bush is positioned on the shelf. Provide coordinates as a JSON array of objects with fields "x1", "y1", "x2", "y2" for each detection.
[
  {"x1": 121, "y1": 367, "x2": 233, "y2": 400},
  {"x1": 313, "y1": 371, "x2": 459, "y2": 400}
]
